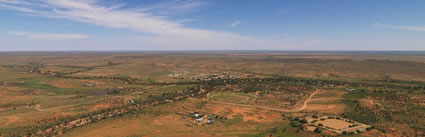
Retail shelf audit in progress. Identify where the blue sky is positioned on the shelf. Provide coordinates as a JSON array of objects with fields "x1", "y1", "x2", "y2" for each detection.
[{"x1": 0, "y1": 0, "x2": 424, "y2": 51}]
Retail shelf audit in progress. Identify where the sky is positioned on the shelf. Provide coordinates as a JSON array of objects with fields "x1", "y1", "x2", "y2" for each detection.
[{"x1": 0, "y1": 0, "x2": 424, "y2": 51}]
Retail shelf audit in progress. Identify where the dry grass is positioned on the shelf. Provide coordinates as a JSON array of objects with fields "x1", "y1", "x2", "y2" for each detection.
[{"x1": 0, "y1": 52, "x2": 423, "y2": 136}]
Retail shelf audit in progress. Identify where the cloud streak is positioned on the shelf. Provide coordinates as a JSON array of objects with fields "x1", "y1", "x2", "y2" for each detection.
[
  {"x1": 0, "y1": 0, "x2": 229, "y2": 38},
  {"x1": 8, "y1": 31, "x2": 90, "y2": 40},
  {"x1": 231, "y1": 21, "x2": 242, "y2": 27},
  {"x1": 0, "y1": 0, "x2": 329, "y2": 50},
  {"x1": 373, "y1": 22, "x2": 425, "y2": 32},
  {"x1": 138, "y1": 0, "x2": 207, "y2": 15}
]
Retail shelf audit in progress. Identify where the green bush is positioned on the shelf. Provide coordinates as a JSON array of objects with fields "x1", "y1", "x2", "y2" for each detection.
[{"x1": 314, "y1": 127, "x2": 321, "y2": 133}]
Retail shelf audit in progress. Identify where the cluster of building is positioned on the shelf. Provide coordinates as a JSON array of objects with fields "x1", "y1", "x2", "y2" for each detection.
[
  {"x1": 168, "y1": 71, "x2": 191, "y2": 79},
  {"x1": 192, "y1": 112, "x2": 214, "y2": 124},
  {"x1": 345, "y1": 88, "x2": 356, "y2": 92},
  {"x1": 84, "y1": 83, "x2": 96, "y2": 87},
  {"x1": 192, "y1": 73, "x2": 232, "y2": 81},
  {"x1": 168, "y1": 73, "x2": 184, "y2": 79},
  {"x1": 127, "y1": 97, "x2": 137, "y2": 103}
]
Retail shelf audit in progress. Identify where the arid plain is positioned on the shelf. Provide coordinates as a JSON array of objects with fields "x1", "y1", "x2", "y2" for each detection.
[{"x1": 0, "y1": 51, "x2": 424, "y2": 137}]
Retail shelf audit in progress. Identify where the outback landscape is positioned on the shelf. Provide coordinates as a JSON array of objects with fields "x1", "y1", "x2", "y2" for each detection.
[
  {"x1": 1, "y1": 0, "x2": 424, "y2": 136},
  {"x1": 0, "y1": 51, "x2": 424, "y2": 137}
]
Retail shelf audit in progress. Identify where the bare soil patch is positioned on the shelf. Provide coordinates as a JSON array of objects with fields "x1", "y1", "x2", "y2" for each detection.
[{"x1": 319, "y1": 119, "x2": 351, "y2": 130}]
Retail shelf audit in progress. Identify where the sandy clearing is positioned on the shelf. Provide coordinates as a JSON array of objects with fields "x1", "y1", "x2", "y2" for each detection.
[{"x1": 318, "y1": 119, "x2": 351, "y2": 130}]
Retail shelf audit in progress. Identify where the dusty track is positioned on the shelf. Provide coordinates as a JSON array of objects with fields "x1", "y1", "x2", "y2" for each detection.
[
  {"x1": 35, "y1": 104, "x2": 75, "y2": 112},
  {"x1": 189, "y1": 89, "x2": 320, "y2": 112},
  {"x1": 310, "y1": 97, "x2": 374, "y2": 102}
]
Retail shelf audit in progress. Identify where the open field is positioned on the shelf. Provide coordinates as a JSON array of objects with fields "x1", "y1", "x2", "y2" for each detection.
[
  {"x1": 209, "y1": 92, "x2": 254, "y2": 104},
  {"x1": 0, "y1": 51, "x2": 424, "y2": 137}
]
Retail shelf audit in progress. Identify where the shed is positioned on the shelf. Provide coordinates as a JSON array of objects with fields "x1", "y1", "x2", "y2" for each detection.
[{"x1": 196, "y1": 118, "x2": 204, "y2": 122}]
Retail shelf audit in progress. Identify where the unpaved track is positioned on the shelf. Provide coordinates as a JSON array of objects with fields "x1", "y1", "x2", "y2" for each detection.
[
  {"x1": 310, "y1": 98, "x2": 375, "y2": 102},
  {"x1": 293, "y1": 89, "x2": 320, "y2": 112},
  {"x1": 189, "y1": 89, "x2": 320, "y2": 112},
  {"x1": 5, "y1": 116, "x2": 19, "y2": 126},
  {"x1": 35, "y1": 104, "x2": 75, "y2": 112},
  {"x1": 209, "y1": 93, "x2": 250, "y2": 102}
]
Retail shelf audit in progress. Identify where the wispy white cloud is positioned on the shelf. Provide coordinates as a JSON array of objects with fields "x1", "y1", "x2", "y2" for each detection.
[
  {"x1": 0, "y1": 0, "x2": 31, "y2": 5},
  {"x1": 138, "y1": 0, "x2": 207, "y2": 15},
  {"x1": 0, "y1": 0, "x2": 328, "y2": 50},
  {"x1": 0, "y1": 0, "x2": 213, "y2": 37},
  {"x1": 231, "y1": 21, "x2": 242, "y2": 27},
  {"x1": 8, "y1": 31, "x2": 90, "y2": 40},
  {"x1": 373, "y1": 22, "x2": 425, "y2": 32}
]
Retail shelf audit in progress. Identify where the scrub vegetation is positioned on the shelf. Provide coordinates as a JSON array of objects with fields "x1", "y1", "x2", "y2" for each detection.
[{"x1": 0, "y1": 51, "x2": 424, "y2": 137}]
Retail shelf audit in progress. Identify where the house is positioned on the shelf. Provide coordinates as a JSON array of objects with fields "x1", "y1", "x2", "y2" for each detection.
[
  {"x1": 345, "y1": 88, "x2": 356, "y2": 92},
  {"x1": 196, "y1": 118, "x2": 204, "y2": 122},
  {"x1": 193, "y1": 112, "x2": 200, "y2": 118},
  {"x1": 193, "y1": 112, "x2": 203, "y2": 118},
  {"x1": 128, "y1": 97, "x2": 137, "y2": 103},
  {"x1": 85, "y1": 83, "x2": 95, "y2": 87}
]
